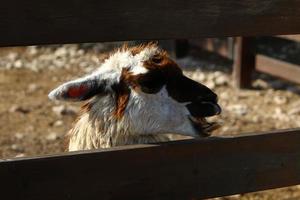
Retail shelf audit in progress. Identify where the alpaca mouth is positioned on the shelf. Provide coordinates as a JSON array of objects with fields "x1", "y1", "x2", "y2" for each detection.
[{"x1": 189, "y1": 116, "x2": 221, "y2": 137}]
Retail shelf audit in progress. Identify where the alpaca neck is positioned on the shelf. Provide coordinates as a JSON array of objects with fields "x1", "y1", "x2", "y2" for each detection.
[
  {"x1": 68, "y1": 113, "x2": 169, "y2": 151},
  {"x1": 67, "y1": 95, "x2": 170, "y2": 151}
]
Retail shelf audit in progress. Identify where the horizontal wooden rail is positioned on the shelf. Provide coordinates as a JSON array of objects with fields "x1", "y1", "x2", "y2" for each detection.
[
  {"x1": 256, "y1": 54, "x2": 300, "y2": 84},
  {"x1": 1, "y1": 0, "x2": 300, "y2": 46},
  {"x1": 1, "y1": 129, "x2": 300, "y2": 200},
  {"x1": 278, "y1": 35, "x2": 300, "y2": 42}
]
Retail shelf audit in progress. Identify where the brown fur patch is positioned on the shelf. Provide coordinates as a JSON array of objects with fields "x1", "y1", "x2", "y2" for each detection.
[
  {"x1": 81, "y1": 101, "x2": 93, "y2": 112},
  {"x1": 121, "y1": 68, "x2": 141, "y2": 90},
  {"x1": 122, "y1": 46, "x2": 183, "y2": 94},
  {"x1": 114, "y1": 91, "x2": 130, "y2": 120},
  {"x1": 112, "y1": 70, "x2": 131, "y2": 119},
  {"x1": 144, "y1": 51, "x2": 181, "y2": 73}
]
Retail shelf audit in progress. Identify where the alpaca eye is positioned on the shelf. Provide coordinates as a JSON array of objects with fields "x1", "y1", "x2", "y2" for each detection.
[
  {"x1": 138, "y1": 71, "x2": 165, "y2": 93},
  {"x1": 139, "y1": 79, "x2": 163, "y2": 93},
  {"x1": 151, "y1": 56, "x2": 163, "y2": 64}
]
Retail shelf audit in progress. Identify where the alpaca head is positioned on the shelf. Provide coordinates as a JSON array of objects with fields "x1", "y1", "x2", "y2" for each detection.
[{"x1": 49, "y1": 43, "x2": 221, "y2": 138}]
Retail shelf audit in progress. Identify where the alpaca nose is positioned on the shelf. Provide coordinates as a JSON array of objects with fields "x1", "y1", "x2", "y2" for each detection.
[
  {"x1": 198, "y1": 92, "x2": 221, "y2": 116},
  {"x1": 166, "y1": 74, "x2": 220, "y2": 115},
  {"x1": 197, "y1": 92, "x2": 218, "y2": 104},
  {"x1": 186, "y1": 91, "x2": 221, "y2": 117},
  {"x1": 187, "y1": 100, "x2": 221, "y2": 117}
]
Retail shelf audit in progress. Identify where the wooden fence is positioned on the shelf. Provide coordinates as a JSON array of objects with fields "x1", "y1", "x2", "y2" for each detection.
[
  {"x1": 1, "y1": 0, "x2": 300, "y2": 199},
  {"x1": 1, "y1": 0, "x2": 300, "y2": 47},
  {"x1": 2, "y1": 129, "x2": 300, "y2": 199}
]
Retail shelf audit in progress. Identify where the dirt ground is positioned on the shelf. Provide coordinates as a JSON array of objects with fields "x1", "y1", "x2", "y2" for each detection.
[{"x1": 0, "y1": 43, "x2": 300, "y2": 199}]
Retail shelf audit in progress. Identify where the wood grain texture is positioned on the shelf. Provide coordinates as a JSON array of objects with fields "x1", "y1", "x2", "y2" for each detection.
[
  {"x1": 1, "y1": 0, "x2": 300, "y2": 46},
  {"x1": 256, "y1": 54, "x2": 300, "y2": 84},
  {"x1": 1, "y1": 129, "x2": 300, "y2": 200}
]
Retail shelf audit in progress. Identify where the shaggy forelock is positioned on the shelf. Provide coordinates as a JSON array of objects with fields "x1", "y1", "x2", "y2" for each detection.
[{"x1": 99, "y1": 43, "x2": 162, "y2": 72}]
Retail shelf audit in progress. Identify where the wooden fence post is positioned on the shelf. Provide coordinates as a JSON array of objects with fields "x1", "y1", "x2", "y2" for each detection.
[
  {"x1": 233, "y1": 37, "x2": 256, "y2": 88},
  {"x1": 175, "y1": 39, "x2": 189, "y2": 58}
]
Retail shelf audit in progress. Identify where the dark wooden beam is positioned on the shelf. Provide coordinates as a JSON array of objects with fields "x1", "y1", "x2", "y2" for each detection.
[
  {"x1": 256, "y1": 54, "x2": 300, "y2": 84},
  {"x1": 233, "y1": 37, "x2": 256, "y2": 88},
  {"x1": 1, "y1": 0, "x2": 300, "y2": 46},
  {"x1": 1, "y1": 129, "x2": 300, "y2": 200}
]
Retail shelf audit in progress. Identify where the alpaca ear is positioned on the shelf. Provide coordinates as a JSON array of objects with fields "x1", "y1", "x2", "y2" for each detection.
[{"x1": 48, "y1": 74, "x2": 112, "y2": 101}]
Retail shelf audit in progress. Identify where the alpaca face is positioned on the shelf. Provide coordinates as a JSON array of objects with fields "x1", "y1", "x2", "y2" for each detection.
[{"x1": 49, "y1": 43, "x2": 221, "y2": 137}]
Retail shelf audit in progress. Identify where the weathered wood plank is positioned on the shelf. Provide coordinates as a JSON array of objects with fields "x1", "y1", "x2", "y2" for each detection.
[
  {"x1": 233, "y1": 37, "x2": 256, "y2": 88},
  {"x1": 1, "y1": 129, "x2": 300, "y2": 200},
  {"x1": 256, "y1": 54, "x2": 300, "y2": 84},
  {"x1": 1, "y1": 0, "x2": 300, "y2": 46}
]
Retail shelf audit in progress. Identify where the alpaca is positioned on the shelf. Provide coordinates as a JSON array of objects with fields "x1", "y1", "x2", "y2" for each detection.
[{"x1": 49, "y1": 43, "x2": 221, "y2": 151}]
